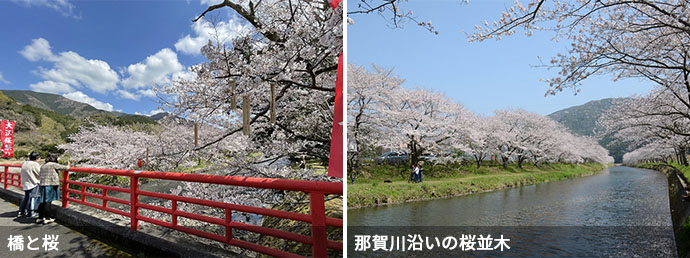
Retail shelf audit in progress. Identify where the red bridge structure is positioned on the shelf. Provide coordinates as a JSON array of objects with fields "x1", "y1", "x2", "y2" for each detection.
[{"x1": 1, "y1": 163, "x2": 343, "y2": 257}]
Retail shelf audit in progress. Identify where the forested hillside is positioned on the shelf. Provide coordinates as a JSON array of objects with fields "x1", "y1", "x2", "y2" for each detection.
[
  {"x1": 547, "y1": 98, "x2": 629, "y2": 163},
  {"x1": 0, "y1": 90, "x2": 159, "y2": 159}
]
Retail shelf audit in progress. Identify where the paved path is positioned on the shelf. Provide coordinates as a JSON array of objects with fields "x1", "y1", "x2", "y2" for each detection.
[{"x1": 0, "y1": 199, "x2": 133, "y2": 258}]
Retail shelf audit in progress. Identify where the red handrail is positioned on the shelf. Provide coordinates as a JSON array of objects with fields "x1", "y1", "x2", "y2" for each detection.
[
  {"x1": 0, "y1": 164, "x2": 342, "y2": 257},
  {"x1": 2, "y1": 164, "x2": 22, "y2": 190}
]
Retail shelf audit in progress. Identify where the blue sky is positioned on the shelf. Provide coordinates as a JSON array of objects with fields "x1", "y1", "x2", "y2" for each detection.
[
  {"x1": 0, "y1": 0, "x2": 248, "y2": 115},
  {"x1": 347, "y1": 0, "x2": 655, "y2": 116}
]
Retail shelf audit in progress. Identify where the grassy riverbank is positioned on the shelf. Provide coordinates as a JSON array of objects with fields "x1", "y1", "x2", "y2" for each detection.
[
  {"x1": 634, "y1": 162, "x2": 690, "y2": 182},
  {"x1": 348, "y1": 162, "x2": 605, "y2": 208}
]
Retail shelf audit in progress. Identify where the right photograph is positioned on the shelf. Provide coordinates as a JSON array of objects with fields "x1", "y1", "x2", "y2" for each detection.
[{"x1": 346, "y1": 1, "x2": 690, "y2": 257}]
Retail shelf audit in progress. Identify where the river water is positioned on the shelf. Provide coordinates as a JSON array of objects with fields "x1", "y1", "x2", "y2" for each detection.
[{"x1": 348, "y1": 166, "x2": 677, "y2": 257}]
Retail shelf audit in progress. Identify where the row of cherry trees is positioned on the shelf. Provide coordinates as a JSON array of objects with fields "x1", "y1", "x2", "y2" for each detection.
[
  {"x1": 351, "y1": 1, "x2": 690, "y2": 169},
  {"x1": 469, "y1": 0, "x2": 690, "y2": 166},
  {"x1": 600, "y1": 88, "x2": 690, "y2": 165},
  {"x1": 348, "y1": 64, "x2": 613, "y2": 178}
]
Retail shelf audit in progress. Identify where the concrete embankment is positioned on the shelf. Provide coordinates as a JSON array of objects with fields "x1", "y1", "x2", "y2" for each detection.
[{"x1": 637, "y1": 164, "x2": 690, "y2": 258}]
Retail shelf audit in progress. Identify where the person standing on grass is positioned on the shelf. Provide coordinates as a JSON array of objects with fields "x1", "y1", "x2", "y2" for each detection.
[
  {"x1": 37, "y1": 153, "x2": 69, "y2": 224},
  {"x1": 18, "y1": 152, "x2": 41, "y2": 217},
  {"x1": 417, "y1": 161, "x2": 424, "y2": 183}
]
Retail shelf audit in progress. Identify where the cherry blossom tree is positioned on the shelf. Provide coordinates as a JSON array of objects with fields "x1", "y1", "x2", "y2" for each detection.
[
  {"x1": 599, "y1": 88, "x2": 690, "y2": 165},
  {"x1": 159, "y1": 0, "x2": 343, "y2": 166},
  {"x1": 623, "y1": 143, "x2": 676, "y2": 164},
  {"x1": 487, "y1": 109, "x2": 611, "y2": 168},
  {"x1": 59, "y1": 124, "x2": 154, "y2": 170},
  {"x1": 347, "y1": 64, "x2": 404, "y2": 178},
  {"x1": 59, "y1": 119, "x2": 247, "y2": 171},
  {"x1": 459, "y1": 115, "x2": 495, "y2": 168},
  {"x1": 471, "y1": 0, "x2": 690, "y2": 99},
  {"x1": 490, "y1": 109, "x2": 546, "y2": 169},
  {"x1": 375, "y1": 86, "x2": 472, "y2": 166}
]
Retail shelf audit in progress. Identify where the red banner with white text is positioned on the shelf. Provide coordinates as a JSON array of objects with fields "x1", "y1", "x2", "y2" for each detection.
[{"x1": 1, "y1": 121, "x2": 15, "y2": 158}]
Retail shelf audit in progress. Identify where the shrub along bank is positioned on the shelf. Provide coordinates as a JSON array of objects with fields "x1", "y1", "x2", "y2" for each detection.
[{"x1": 348, "y1": 163, "x2": 605, "y2": 208}]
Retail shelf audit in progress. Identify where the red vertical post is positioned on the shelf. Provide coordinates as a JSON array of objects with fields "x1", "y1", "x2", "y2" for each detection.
[
  {"x1": 61, "y1": 170, "x2": 69, "y2": 208},
  {"x1": 102, "y1": 189, "x2": 108, "y2": 208},
  {"x1": 80, "y1": 185, "x2": 86, "y2": 202},
  {"x1": 130, "y1": 175, "x2": 139, "y2": 231},
  {"x1": 310, "y1": 192, "x2": 327, "y2": 258},
  {"x1": 3, "y1": 166, "x2": 8, "y2": 189},
  {"x1": 225, "y1": 207, "x2": 233, "y2": 243}
]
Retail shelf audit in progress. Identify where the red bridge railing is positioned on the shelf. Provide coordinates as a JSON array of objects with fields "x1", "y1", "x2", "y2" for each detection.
[{"x1": 1, "y1": 164, "x2": 343, "y2": 257}]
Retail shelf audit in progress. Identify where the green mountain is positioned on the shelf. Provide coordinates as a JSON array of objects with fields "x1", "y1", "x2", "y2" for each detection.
[
  {"x1": 547, "y1": 98, "x2": 628, "y2": 163},
  {"x1": 548, "y1": 98, "x2": 617, "y2": 136},
  {"x1": 0, "y1": 90, "x2": 158, "y2": 159},
  {"x1": 150, "y1": 112, "x2": 171, "y2": 121},
  {"x1": 1, "y1": 90, "x2": 126, "y2": 117},
  {"x1": 0, "y1": 90, "x2": 81, "y2": 158}
]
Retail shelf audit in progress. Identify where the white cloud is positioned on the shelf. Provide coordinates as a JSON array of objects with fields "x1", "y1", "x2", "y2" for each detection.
[
  {"x1": 138, "y1": 89, "x2": 156, "y2": 98},
  {"x1": 11, "y1": 0, "x2": 78, "y2": 18},
  {"x1": 20, "y1": 38, "x2": 56, "y2": 62},
  {"x1": 62, "y1": 91, "x2": 114, "y2": 111},
  {"x1": 29, "y1": 81, "x2": 74, "y2": 94},
  {"x1": 175, "y1": 18, "x2": 251, "y2": 55},
  {"x1": 117, "y1": 90, "x2": 139, "y2": 101},
  {"x1": 117, "y1": 88, "x2": 158, "y2": 101},
  {"x1": 0, "y1": 72, "x2": 9, "y2": 84},
  {"x1": 21, "y1": 39, "x2": 193, "y2": 104},
  {"x1": 46, "y1": 51, "x2": 120, "y2": 93},
  {"x1": 135, "y1": 109, "x2": 166, "y2": 117},
  {"x1": 20, "y1": 38, "x2": 120, "y2": 94},
  {"x1": 199, "y1": 0, "x2": 217, "y2": 5},
  {"x1": 121, "y1": 48, "x2": 183, "y2": 89}
]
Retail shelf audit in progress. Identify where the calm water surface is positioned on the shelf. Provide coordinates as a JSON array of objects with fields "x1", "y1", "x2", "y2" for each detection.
[{"x1": 348, "y1": 166, "x2": 676, "y2": 257}]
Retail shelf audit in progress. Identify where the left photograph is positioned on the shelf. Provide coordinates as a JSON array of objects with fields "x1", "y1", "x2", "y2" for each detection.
[{"x1": 0, "y1": 0, "x2": 344, "y2": 257}]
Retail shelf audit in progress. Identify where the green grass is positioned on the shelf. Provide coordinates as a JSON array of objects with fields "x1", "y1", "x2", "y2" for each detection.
[
  {"x1": 634, "y1": 161, "x2": 690, "y2": 181},
  {"x1": 347, "y1": 163, "x2": 604, "y2": 208},
  {"x1": 670, "y1": 163, "x2": 690, "y2": 181}
]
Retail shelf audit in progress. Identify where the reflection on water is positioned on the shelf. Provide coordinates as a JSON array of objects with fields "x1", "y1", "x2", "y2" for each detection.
[{"x1": 348, "y1": 166, "x2": 676, "y2": 257}]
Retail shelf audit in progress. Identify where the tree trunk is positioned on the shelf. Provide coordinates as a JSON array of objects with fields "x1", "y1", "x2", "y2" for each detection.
[
  {"x1": 408, "y1": 139, "x2": 423, "y2": 167},
  {"x1": 681, "y1": 146, "x2": 689, "y2": 166}
]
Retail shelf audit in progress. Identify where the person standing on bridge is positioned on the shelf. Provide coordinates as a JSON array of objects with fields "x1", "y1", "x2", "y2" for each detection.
[
  {"x1": 18, "y1": 151, "x2": 41, "y2": 217},
  {"x1": 37, "y1": 153, "x2": 69, "y2": 224}
]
